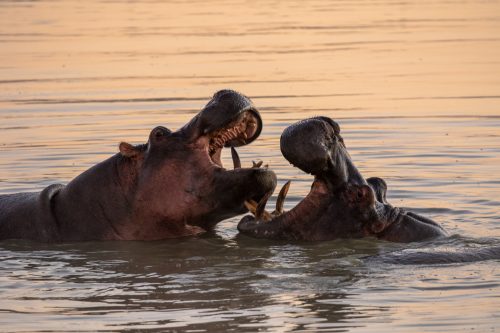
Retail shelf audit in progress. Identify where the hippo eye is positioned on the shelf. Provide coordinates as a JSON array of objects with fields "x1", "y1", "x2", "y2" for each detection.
[{"x1": 154, "y1": 129, "x2": 163, "y2": 138}]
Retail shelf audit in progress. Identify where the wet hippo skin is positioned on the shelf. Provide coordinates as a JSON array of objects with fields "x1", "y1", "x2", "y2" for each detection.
[
  {"x1": 0, "y1": 90, "x2": 276, "y2": 242},
  {"x1": 238, "y1": 117, "x2": 446, "y2": 243}
]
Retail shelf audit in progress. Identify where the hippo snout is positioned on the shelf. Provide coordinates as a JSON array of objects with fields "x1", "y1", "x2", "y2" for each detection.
[{"x1": 248, "y1": 168, "x2": 277, "y2": 203}]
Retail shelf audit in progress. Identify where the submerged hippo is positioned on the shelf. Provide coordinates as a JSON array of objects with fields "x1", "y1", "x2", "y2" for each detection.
[
  {"x1": 0, "y1": 90, "x2": 276, "y2": 242},
  {"x1": 238, "y1": 117, "x2": 446, "y2": 243}
]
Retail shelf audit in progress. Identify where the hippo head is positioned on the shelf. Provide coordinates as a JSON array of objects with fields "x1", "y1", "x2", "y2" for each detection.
[
  {"x1": 280, "y1": 117, "x2": 366, "y2": 186},
  {"x1": 118, "y1": 90, "x2": 276, "y2": 235},
  {"x1": 238, "y1": 117, "x2": 445, "y2": 242},
  {"x1": 238, "y1": 116, "x2": 378, "y2": 240}
]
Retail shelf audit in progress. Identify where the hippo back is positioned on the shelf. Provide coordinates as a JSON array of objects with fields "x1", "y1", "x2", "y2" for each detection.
[{"x1": 0, "y1": 184, "x2": 63, "y2": 241}]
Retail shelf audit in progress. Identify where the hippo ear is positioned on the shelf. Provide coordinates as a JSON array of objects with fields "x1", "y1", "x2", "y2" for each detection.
[
  {"x1": 119, "y1": 142, "x2": 141, "y2": 158},
  {"x1": 359, "y1": 185, "x2": 376, "y2": 206}
]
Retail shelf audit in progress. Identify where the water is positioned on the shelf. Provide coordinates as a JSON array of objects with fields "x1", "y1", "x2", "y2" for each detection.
[{"x1": 1, "y1": 0, "x2": 499, "y2": 331}]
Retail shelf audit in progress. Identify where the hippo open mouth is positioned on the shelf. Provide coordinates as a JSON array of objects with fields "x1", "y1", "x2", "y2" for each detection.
[
  {"x1": 237, "y1": 117, "x2": 371, "y2": 240},
  {"x1": 0, "y1": 90, "x2": 276, "y2": 242},
  {"x1": 179, "y1": 89, "x2": 263, "y2": 170},
  {"x1": 206, "y1": 109, "x2": 261, "y2": 168},
  {"x1": 159, "y1": 89, "x2": 276, "y2": 230},
  {"x1": 238, "y1": 117, "x2": 446, "y2": 242}
]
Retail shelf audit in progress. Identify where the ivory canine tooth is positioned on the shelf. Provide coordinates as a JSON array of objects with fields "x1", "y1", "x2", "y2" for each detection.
[
  {"x1": 256, "y1": 189, "x2": 273, "y2": 221},
  {"x1": 275, "y1": 180, "x2": 291, "y2": 214},
  {"x1": 231, "y1": 147, "x2": 241, "y2": 169},
  {"x1": 0, "y1": 90, "x2": 276, "y2": 241},
  {"x1": 244, "y1": 200, "x2": 258, "y2": 215}
]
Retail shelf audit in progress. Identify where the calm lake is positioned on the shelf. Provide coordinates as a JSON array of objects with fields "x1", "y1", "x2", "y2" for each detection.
[{"x1": 1, "y1": 0, "x2": 499, "y2": 331}]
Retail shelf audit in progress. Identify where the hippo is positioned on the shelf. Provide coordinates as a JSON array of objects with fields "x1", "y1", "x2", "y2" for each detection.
[
  {"x1": 0, "y1": 90, "x2": 277, "y2": 242},
  {"x1": 238, "y1": 117, "x2": 446, "y2": 243}
]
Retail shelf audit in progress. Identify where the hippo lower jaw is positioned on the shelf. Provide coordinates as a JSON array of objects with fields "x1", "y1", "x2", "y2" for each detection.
[
  {"x1": 238, "y1": 177, "x2": 379, "y2": 241},
  {"x1": 237, "y1": 179, "x2": 336, "y2": 240},
  {"x1": 244, "y1": 179, "x2": 328, "y2": 222},
  {"x1": 238, "y1": 173, "x2": 446, "y2": 242}
]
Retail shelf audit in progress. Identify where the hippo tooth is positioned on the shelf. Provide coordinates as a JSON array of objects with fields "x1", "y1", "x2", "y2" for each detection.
[
  {"x1": 244, "y1": 200, "x2": 258, "y2": 215},
  {"x1": 231, "y1": 147, "x2": 241, "y2": 169},
  {"x1": 275, "y1": 180, "x2": 291, "y2": 214},
  {"x1": 229, "y1": 128, "x2": 238, "y2": 137},
  {"x1": 209, "y1": 118, "x2": 250, "y2": 150},
  {"x1": 256, "y1": 189, "x2": 273, "y2": 221},
  {"x1": 226, "y1": 128, "x2": 240, "y2": 143},
  {"x1": 215, "y1": 138, "x2": 224, "y2": 147},
  {"x1": 252, "y1": 160, "x2": 263, "y2": 168}
]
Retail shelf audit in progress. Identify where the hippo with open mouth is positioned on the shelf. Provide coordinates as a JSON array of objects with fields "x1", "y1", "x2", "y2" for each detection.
[
  {"x1": 238, "y1": 117, "x2": 446, "y2": 243},
  {"x1": 0, "y1": 90, "x2": 276, "y2": 242}
]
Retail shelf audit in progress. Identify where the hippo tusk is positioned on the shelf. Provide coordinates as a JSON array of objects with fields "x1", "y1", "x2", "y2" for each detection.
[
  {"x1": 275, "y1": 180, "x2": 291, "y2": 214},
  {"x1": 245, "y1": 196, "x2": 272, "y2": 221},
  {"x1": 255, "y1": 188, "x2": 273, "y2": 221},
  {"x1": 231, "y1": 147, "x2": 241, "y2": 169},
  {"x1": 244, "y1": 200, "x2": 258, "y2": 215}
]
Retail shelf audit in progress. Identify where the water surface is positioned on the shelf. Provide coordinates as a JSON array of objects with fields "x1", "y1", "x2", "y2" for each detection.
[{"x1": 0, "y1": 0, "x2": 499, "y2": 332}]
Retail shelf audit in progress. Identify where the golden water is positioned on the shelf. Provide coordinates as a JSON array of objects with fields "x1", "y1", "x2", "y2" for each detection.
[{"x1": 0, "y1": 1, "x2": 499, "y2": 331}]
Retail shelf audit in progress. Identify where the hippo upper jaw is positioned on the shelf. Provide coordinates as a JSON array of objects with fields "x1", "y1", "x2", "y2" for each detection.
[
  {"x1": 280, "y1": 116, "x2": 365, "y2": 187},
  {"x1": 190, "y1": 107, "x2": 262, "y2": 169},
  {"x1": 178, "y1": 89, "x2": 263, "y2": 169}
]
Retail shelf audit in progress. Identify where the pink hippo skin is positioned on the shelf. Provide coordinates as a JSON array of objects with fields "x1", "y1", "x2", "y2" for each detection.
[{"x1": 0, "y1": 90, "x2": 276, "y2": 241}]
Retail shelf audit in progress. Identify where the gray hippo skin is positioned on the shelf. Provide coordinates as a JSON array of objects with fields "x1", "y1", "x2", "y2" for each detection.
[
  {"x1": 0, "y1": 90, "x2": 276, "y2": 242},
  {"x1": 238, "y1": 117, "x2": 446, "y2": 243}
]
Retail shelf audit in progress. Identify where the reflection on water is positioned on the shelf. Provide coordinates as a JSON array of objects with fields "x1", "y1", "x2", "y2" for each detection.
[
  {"x1": 1, "y1": 237, "x2": 498, "y2": 332},
  {"x1": 0, "y1": 0, "x2": 499, "y2": 332}
]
